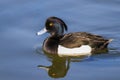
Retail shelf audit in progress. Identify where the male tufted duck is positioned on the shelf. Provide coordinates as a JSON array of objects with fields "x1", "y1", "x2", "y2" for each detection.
[{"x1": 37, "y1": 17, "x2": 112, "y2": 57}]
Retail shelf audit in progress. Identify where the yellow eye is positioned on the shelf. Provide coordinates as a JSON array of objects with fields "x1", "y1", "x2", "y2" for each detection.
[{"x1": 49, "y1": 23, "x2": 53, "y2": 26}]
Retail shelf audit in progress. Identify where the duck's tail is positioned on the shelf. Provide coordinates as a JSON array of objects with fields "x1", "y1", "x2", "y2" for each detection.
[
  {"x1": 108, "y1": 39, "x2": 113, "y2": 43},
  {"x1": 101, "y1": 39, "x2": 113, "y2": 49}
]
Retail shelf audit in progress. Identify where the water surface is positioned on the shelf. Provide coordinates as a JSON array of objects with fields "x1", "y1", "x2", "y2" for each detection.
[{"x1": 0, "y1": 0, "x2": 120, "y2": 80}]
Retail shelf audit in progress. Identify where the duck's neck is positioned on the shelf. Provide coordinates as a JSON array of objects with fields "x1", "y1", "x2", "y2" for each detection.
[{"x1": 50, "y1": 35, "x2": 63, "y2": 40}]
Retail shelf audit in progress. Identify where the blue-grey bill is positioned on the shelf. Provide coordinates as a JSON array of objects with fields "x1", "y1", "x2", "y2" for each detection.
[{"x1": 37, "y1": 28, "x2": 47, "y2": 36}]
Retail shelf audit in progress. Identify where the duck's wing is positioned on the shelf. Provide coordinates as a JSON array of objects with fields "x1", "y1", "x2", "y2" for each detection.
[{"x1": 59, "y1": 32, "x2": 109, "y2": 48}]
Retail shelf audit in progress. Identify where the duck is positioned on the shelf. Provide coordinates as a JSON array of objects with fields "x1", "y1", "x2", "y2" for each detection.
[{"x1": 37, "y1": 16, "x2": 112, "y2": 57}]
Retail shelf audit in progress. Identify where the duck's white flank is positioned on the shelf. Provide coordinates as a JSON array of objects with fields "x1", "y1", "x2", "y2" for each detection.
[{"x1": 58, "y1": 45, "x2": 92, "y2": 57}]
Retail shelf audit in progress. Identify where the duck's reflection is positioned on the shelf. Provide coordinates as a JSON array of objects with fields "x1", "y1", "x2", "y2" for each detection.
[
  {"x1": 38, "y1": 52, "x2": 91, "y2": 78},
  {"x1": 38, "y1": 55, "x2": 70, "y2": 78}
]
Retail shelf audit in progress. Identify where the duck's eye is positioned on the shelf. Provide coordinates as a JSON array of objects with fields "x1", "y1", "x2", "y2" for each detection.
[{"x1": 49, "y1": 23, "x2": 53, "y2": 27}]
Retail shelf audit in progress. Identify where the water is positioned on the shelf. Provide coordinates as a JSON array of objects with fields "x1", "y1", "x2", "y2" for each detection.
[{"x1": 0, "y1": 0, "x2": 120, "y2": 80}]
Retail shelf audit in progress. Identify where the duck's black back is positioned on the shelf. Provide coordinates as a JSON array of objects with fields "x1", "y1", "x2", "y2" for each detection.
[{"x1": 59, "y1": 32, "x2": 109, "y2": 51}]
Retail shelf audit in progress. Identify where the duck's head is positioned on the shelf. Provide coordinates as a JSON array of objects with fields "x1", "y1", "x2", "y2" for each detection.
[{"x1": 37, "y1": 17, "x2": 68, "y2": 36}]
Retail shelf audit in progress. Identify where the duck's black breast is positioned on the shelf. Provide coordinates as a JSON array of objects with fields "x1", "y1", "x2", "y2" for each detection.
[
  {"x1": 59, "y1": 32, "x2": 109, "y2": 49},
  {"x1": 43, "y1": 36, "x2": 60, "y2": 54}
]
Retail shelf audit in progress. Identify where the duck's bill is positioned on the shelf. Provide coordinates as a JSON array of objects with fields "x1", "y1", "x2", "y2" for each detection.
[{"x1": 36, "y1": 28, "x2": 47, "y2": 36}]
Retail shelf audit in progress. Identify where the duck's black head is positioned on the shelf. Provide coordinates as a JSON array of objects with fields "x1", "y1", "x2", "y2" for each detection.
[{"x1": 37, "y1": 17, "x2": 68, "y2": 37}]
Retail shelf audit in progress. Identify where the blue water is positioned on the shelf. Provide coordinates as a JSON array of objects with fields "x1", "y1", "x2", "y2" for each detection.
[{"x1": 0, "y1": 0, "x2": 120, "y2": 80}]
